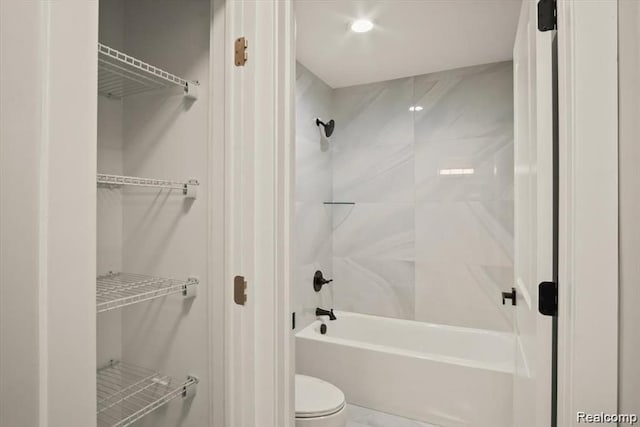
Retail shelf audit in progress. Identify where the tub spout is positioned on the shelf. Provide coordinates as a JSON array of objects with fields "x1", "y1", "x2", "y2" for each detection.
[{"x1": 316, "y1": 307, "x2": 336, "y2": 321}]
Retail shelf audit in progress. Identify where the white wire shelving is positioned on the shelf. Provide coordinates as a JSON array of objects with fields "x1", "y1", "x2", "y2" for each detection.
[
  {"x1": 98, "y1": 43, "x2": 198, "y2": 100},
  {"x1": 97, "y1": 272, "x2": 198, "y2": 314},
  {"x1": 97, "y1": 360, "x2": 198, "y2": 427},
  {"x1": 97, "y1": 174, "x2": 199, "y2": 199}
]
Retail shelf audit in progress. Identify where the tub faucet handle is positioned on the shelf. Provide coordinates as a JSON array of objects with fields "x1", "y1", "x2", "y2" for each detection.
[
  {"x1": 313, "y1": 270, "x2": 333, "y2": 292},
  {"x1": 316, "y1": 307, "x2": 337, "y2": 321}
]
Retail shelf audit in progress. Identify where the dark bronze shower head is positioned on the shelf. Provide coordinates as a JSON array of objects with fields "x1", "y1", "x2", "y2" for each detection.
[{"x1": 315, "y1": 118, "x2": 335, "y2": 138}]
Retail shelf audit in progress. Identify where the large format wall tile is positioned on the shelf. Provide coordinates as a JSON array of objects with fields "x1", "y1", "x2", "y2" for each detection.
[
  {"x1": 331, "y1": 77, "x2": 414, "y2": 149},
  {"x1": 295, "y1": 60, "x2": 514, "y2": 331},
  {"x1": 295, "y1": 202, "x2": 333, "y2": 267},
  {"x1": 413, "y1": 62, "x2": 514, "y2": 144},
  {"x1": 333, "y1": 257, "x2": 415, "y2": 320},
  {"x1": 415, "y1": 135, "x2": 514, "y2": 203},
  {"x1": 333, "y1": 203, "x2": 414, "y2": 261},
  {"x1": 414, "y1": 260, "x2": 512, "y2": 331},
  {"x1": 332, "y1": 203, "x2": 414, "y2": 320},
  {"x1": 415, "y1": 201, "x2": 513, "y2": 267},
  {"x1": 295, "y1": 64, "x2": 333, "y2": 329},
  {"x1": 333, "y1": 144, "x2": 414, "y2": 203},
  {"x1": 296, "y1": 63, "x2": 333, "y2": 203},
  {"x1": 411, "y1": 62, "x2": 515, "y2": 331}
]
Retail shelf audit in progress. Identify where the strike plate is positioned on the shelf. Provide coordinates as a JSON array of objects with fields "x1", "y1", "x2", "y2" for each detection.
[{"x1": 234, "y1": 275, "x2": 247, "y2": 305}]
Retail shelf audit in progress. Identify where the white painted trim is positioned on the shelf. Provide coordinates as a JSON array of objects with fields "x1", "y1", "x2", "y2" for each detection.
[
  {"x1": 224, "y1": 1, "x2": 294, "y2": 426},
  {"x1": 224, "y1": 0, "x2": 244, "y2": 425},
  {"x1": 274, "y1": 2, "x2": 296, "y2": 425},
  {"x1": 39, "y1": 4, "x2": 52, "y2": 425},
  {"x1": 556, "y1": 0, "x2": 619, "y2": 424},
  {"x1": 209, "y1": 0, "x2": 227, "y2": 426}
]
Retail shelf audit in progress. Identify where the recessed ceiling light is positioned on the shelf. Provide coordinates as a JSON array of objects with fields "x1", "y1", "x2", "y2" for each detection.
[
  {"x1": 351, "y1": 19, "x2": 373, "y2": 33},
  {"x1": 409, "y1": 106, "x2": 424, "y2": 112}
]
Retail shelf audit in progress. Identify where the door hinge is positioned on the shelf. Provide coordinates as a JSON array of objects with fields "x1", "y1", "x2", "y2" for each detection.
[
  {"x1": 538, "y1": 281, "x2": 558, "y2": 316},
  {"x1": 538, "y1": 0, "x2": 557, "y2": 32},
  {"x1": 234, "y1": 275, "x2": 247, "y2": 305},
  {"x1": 292, "y1": 312, "x2": 296, "y2": 330},
  {"x1": 235, "y1": 37, "x2": 248, "y2": 66}
]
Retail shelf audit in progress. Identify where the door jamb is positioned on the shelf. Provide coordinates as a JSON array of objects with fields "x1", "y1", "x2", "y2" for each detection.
[
  {"x1": 223, "y1": 1, "x2": 295, "y2": 426},
  {"x1": 556, "y1": 0, "x2": 619, "y2": 424},
  {"x1": 223, "y1": 0, "x2": 621, "y2": 424}
]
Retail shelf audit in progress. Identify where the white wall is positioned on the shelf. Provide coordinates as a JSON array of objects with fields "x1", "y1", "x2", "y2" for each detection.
[
  {"x1": 618, "y1": 0, "x2": 640, "y2": 417},
  {"x1": 97, "y1": 0, "x2": 124, "y2": 369},
  {"x1": 45, "y1": 4, "x2": 98, "y2": 424},
  {"x1": 0, "y1": 2, "x2": 44, "y2": 425},
  {"x1": 118, "y1": 1, "x2": 212, "y2": 426},
  {"x1": 1, "y1": 1, "x2": 98, "y2": 426}
]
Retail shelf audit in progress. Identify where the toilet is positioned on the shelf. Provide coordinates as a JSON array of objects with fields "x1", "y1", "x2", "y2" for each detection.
[{"x1": 295, "y1": 375, "x2": 347, "y2": 427}]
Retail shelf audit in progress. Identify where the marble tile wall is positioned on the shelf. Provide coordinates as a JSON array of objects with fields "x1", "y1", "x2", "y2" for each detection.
[
  {"x1": 330, "y1": 76, "x2": 416, "y2": 319},
  {"x1": 294, "y1": 63, "x2": 334, "y2": 329},
  {"x1": 295, "y1": 61, "x2": 514, "y2": 332},
  {"x1": 412, "y1": 62, "x2": 514, "y2": 331}
]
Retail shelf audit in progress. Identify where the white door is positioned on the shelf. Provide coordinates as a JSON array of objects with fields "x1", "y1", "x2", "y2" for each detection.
[{"x1": 512, "y1": 1, "x2": 556, "y2": 426}]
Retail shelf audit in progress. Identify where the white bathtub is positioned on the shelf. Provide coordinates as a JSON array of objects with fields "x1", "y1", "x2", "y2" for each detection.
[{"x1": 296, "y1": 311, "x2": 514, "y2": 427}]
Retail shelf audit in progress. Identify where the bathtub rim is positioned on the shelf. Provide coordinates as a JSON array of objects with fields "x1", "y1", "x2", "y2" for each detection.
[{"x1": 296, "y1": 310, "x2": 516, "y2": 374}]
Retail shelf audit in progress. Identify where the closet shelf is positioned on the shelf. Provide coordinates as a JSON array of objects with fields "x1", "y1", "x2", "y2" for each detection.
[
  {"x1": 98, "y1": 43, "x2": 198, "y2": 100},
  {"x1": 97, "y1": 272, "x2": 198, "y2": 313},
  {"x1": 97, "y1": 360, "x2": 198, "y2": 427},
  {"x1": 97, "y1": 174, "x2": 199, "y2": 199}
]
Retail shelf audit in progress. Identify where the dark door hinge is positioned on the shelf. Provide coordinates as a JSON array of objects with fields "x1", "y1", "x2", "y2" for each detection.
[
  {"x1": 292, "y1": 312, "x2": 296, "y2": 330},
  {"x1": 538, "y1": 0, "x2": 557, "y2": 32},
  {"x1": 539, "y1": 281, "x2": 558, "y2": 316}
]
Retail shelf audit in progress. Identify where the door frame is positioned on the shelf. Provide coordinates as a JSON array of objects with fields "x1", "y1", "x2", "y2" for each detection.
[
  {"x1": 0, "y1": 1, "x2": 98, "y2": 426},
  {"x1": 556, "y1": 0, "x2": 619, "y2": 424},
  {"x1": 222, "y1": 0, "x2": 621, "y2": 425},
  {"x1": 222, "y1": 1, "x2": 295, "y2": 427}
]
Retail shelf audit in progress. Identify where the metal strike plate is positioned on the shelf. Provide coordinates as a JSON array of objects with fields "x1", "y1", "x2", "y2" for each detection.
[
  {"x1": 235, "y1": 37, "x2": 248, "y2": 66},
  {"x1": 234, "y1": 275, "x2": 247, "y2": 305}
]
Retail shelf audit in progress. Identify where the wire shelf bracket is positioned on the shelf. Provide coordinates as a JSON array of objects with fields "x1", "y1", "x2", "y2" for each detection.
[
  {"x1": 97, "y1": 360, "x2": 198, "y2": 427},
  {"x1": 97, "y1": 174, "x2": 199, "y2": 199},
  {"x1": 98, "y1": 43, "x2": 199, "y2": 100},
  {"x1": 97, "y1": 272, "x2": 198, "y2": 314}
]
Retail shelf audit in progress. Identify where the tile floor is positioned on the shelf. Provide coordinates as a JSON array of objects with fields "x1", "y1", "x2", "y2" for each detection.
[{"x1": 346, "y1": 404, "x2": 439, "y2": 427}]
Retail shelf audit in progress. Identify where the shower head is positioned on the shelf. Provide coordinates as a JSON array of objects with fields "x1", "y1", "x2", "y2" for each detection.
[{"x1": 315, "y1": 118, "x2": 335, "y2": 138}]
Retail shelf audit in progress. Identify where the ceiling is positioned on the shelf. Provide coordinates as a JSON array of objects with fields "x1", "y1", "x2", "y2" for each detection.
[{"x1": 296, "y1": 0, "x2": 522, "y2": 88}]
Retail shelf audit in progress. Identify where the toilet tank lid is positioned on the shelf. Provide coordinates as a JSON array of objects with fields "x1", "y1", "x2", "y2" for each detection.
[{"x1": 295, "y1": 375, "x2": 346, "y2": 418}]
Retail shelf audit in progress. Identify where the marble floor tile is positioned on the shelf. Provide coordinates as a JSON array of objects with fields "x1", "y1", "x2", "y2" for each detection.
[{"x1": 346, "y1": 405, "x2": 439, "y2": 427}]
